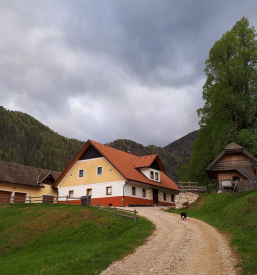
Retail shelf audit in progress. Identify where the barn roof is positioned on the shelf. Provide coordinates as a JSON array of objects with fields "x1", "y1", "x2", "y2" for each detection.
[{"x1": 0, "y1": 161, "x2": 60, "y2": 187}]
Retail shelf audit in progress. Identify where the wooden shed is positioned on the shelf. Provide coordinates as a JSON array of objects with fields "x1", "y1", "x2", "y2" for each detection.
[{"x1": 206, "y1": 142, "x2": 257, "y2": 190}]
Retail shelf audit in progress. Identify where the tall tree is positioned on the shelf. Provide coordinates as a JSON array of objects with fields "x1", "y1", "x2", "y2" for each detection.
[{"x1": 179, "y1": 17, "x2": 257, "y2": 184}]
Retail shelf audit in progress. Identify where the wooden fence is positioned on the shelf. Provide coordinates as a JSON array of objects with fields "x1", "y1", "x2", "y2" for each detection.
[
  {"x1": 0, "y1": 195, "x2": 138, "y2": 221},
  {"x1": 178, "y1": 182, "x2": 207, "y2": 193},
  {"x1": 236, "y1": 180, "x2": 257, "y2": 193}
]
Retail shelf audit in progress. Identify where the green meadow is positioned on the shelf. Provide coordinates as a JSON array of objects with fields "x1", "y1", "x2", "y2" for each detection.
[{"x1": 0, "y1": 203, "x2": 154, "y2": 275}]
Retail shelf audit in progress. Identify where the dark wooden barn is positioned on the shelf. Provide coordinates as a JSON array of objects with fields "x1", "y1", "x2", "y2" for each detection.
[{"x1": 206, "y1": 142, "x2": 257, "y2": 190}]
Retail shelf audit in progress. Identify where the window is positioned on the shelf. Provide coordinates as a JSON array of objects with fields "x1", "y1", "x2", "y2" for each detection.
[
  {"x1": 87, "y1": 189, "x2": 92, "y2": 196},
  {"x1": 78, "y1": 169, "x2": 84, "y2": 178},
  {"x1": 171, "y1": 195, "x2": 174, "y2": 202},
  {"x1": 142, "y1": 189, "x2": 146, "y2": 197},
  {"x1": 97, "y1": 167, "x2": 103, "y2": 175},
  {"x1": 132, "y1": 186, "x2": 136, "y2": 196},
  {"x1": 163, "y1": 193, "x2": 167, "y2": 201},
  {"x1": 155, "y1": 172, "x2": 158, "y2": 180},
  {"x1": 106, "y1": 187, "x2": 112, "y2": 195},
  {"x1": 69, "y1": 190, "x2": 74, "y2": 198},
  {"x1": 150, "y1": 171, "x2": 154, "y2": 180}
]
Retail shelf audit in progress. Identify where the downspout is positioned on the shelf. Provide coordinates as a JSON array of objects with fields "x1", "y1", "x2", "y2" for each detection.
[{"x1": 123, "y1": 180, "x2": 129, "y2": 207}]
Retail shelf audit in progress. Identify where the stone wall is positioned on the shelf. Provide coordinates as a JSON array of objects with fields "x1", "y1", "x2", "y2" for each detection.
[{"x1": 175, "y1": 192, "x2": 199, "y2": 209}]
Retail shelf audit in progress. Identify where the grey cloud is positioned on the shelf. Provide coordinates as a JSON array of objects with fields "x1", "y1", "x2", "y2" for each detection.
[{"x1": 1, "y1": 0, "x2": 257, "y2": 147}]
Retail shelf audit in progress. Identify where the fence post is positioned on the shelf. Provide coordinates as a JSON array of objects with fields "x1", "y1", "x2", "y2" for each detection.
[
  {"x1": 134, "y1": 209, "x2": 137, "y2": 222},
  {"x1": 66, "y1": 195, "x2": 68, "y2": 204},
  {"x1": 29, "y1": 196, "x2": 31, "y2": 203},
  {"x1": 98, "y1": 203, "x2": 100, "y2": 211},
  {"x1": 56, "y1": 195, "x2": 58, "y2": 204},
  {"x1": 113, "y1": 207, "x2": 116, "y2": 217},
  {"x1": 46, "y1": 195, "x2": 48, "y2": 203}
]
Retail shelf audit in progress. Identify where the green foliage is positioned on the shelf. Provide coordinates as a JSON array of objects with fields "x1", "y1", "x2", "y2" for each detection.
[
  {"x1": 0, "y1": 106, "x2": 84, "y2": 171},
  {"x1": 0, "y1": 203, "x2": 154, "y2": 275},
  {"x1": 207, "y1": 183, "x2": 214, "y2": 194},
  {"x1": 167, "y1": 190, "x2": 257, "y2": 274},
  {"x1": 181, "y1": 17, "x2": 257, "y2": 184}
]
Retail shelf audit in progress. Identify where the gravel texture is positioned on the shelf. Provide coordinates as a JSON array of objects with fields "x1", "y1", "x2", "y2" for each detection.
[{"x1": 101, "y1": 207, "x2": 239, "y2": 275}]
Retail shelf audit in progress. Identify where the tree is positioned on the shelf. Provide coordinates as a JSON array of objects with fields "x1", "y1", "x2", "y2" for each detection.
[{"x1": 179, "y1": 17, "x2": 257, "y2": 184}]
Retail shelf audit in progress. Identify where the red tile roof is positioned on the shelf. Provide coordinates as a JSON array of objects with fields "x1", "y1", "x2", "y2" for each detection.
[
  {"x1": 133, "y1": 155, "x2": 157, "y2": 168},
  {"x1": 54, "y1": 140, "x2": 178, "y2": 191}
]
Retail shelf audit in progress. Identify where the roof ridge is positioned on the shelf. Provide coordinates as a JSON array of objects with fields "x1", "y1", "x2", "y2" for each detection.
[
  {"x1": 224, "y1": 142, "x2": 243, "y2": 150},
  {"x1": 0, "y1": 160, "x2": 59, "y2": 173},
  {"x1": 90, "y1": 139, "x2": 138, "y2": 157}
]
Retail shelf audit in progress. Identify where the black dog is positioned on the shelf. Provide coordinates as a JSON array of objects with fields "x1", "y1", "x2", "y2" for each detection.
[{"x1": 181, "y1": 212, "x2": 187, "y2": 220}]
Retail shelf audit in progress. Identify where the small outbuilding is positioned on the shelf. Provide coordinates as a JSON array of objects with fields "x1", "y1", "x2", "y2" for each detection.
[
  {"x1": 0, "y1": 161, "x2": 60, "y2": 203},
  {"x1": 206, "y1": 142, "x2": 257, "y2": 190}
]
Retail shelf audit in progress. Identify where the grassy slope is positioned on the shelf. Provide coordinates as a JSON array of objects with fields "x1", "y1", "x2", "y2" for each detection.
[
  {"x1": 167, "y1": 190, "x2": 257, "y2": 275},
  {"x1": 0, "y1": 204, "x2": 154, "y2": 275}
]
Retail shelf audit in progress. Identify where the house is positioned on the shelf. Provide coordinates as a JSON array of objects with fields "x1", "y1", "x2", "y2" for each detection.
[
  {"x1": 206, "y1": 142, "x2": 257, "y2": 190},
  {"x1": 0, "y1": 161, "x2": 60, "y2": 203},
  {"x1": 53, "y1": 139, "x2": 179, "y2": 206}
]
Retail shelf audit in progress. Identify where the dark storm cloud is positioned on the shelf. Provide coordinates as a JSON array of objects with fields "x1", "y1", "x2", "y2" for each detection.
[{"x1": 1, "y1": 0, "x2": 257, "y2": 146}]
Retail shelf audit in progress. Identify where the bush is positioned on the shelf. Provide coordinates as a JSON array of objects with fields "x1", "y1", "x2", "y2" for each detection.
[{"x1": 207, "y1": 183, "x2": 214, "y2": 194}]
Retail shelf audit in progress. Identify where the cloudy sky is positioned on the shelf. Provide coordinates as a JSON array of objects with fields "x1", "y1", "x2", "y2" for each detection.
[{"x1": 1, "y1": 1, "x2": 257, "y2": 147}]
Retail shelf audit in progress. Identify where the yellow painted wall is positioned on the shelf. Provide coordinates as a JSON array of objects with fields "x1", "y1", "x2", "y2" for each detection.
[
  {"x1": 0, "y1": 182, "x2": 57, "y2": 200},
  {"x1": 59, "y1": 158, "x2": 125, "y2": 188}
]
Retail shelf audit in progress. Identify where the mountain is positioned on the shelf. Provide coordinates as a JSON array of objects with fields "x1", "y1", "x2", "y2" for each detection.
[
  {"x1": 0, "y1": 106, "x2": 198, "y2": 182},
  {"x1": 164, "y1": 130, "x2": 198, "y2": 158},
  {"x1": 0, "y1": 106, "x2": 84, "y2": 172}
]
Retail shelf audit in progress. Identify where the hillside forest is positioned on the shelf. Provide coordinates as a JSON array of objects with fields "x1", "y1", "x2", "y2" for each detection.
[{"x1": 0, "y1": 106, "x2": 197, "y2": 182}]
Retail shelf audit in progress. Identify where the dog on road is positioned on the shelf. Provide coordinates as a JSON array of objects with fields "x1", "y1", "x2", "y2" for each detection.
[{"x1": 181, "y1": 212, "x2": 187, "y2": 221}]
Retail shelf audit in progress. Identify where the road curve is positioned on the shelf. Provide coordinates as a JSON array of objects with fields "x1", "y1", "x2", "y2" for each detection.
[{"x1": 101, "y1": 207, "x2": 239, "y2": 275}]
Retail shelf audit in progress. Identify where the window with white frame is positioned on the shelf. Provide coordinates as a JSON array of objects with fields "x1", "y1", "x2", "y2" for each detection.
[
  {"x1": 97, "y1": 167, "x2": 103, "y2": 175},
  {"x1": 132, "y1": 186, "x2": 136, "y2": 196},
  {"x1": 69, "y1": 190, "x2": 74, "y2": 198},
  {"x1": 78, "y1": 169, "x2": 84, "y2": 178},
  {"x1": 150, "y1": 171, "x2": 154, "y2": 180},
  {"x1": 155, "y1": 172, "x2": 158, "y2": 180},
  {"x1": 106, "y1": 187, "x2": 112, "y2": 195},
  {"x1": 142, "y1": 188, "x2": 146, "y2": 197},
  {"x1": 163, "y1": 193, "x2": 167, "y2": 201}
]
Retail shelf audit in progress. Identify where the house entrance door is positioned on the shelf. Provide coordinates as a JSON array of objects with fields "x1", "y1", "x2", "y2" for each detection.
[{"x1": 153, "y1": 188, "x2": 158, "y2": 205}]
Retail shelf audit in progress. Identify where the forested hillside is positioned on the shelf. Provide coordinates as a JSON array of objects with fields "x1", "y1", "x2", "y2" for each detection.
[
  {"x1": 0, "y1": 106, "x2": 196, "y2": 181},
  {"x1": 106, "y1": 139, "x2": 188, "y2": 182},
  {"x1": 0, "y1": 107, "x2": 84, "y2": 172},
  {"x1": 164, "y1": 130, "x2": 198, "y2": 159}
]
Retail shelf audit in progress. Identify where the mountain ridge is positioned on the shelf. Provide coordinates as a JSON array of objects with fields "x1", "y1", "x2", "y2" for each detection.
[{"x1": 0, "y1": 106, "x2": 198, "y2": 182}]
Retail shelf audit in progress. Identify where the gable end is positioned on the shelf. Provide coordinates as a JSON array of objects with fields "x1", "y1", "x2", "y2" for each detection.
[
  {"x1": 79, "y1": 144, "x2": 103, "y2": 160},
  {"x1": 150, "y1": 159, "x2": 161, "y2": 171}
]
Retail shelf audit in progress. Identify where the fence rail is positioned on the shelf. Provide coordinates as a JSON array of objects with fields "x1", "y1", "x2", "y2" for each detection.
[
  {"x1": 0, "y1": 195, "x2": 138, "y2": 221},
  {"x1": 178, "y1": 182, "x2": 207, "y2": 193},
  {"x1": 236, "y1": 180, "x2": 257, "y2": 193}
]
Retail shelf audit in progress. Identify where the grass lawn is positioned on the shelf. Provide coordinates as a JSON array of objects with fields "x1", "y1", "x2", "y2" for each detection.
[
  {"x1": 0, "y1": 203, "x2": 154, "y2": 275},
  {"x1": 167, "y1": 190, "x2": 257, "y2": 275}
]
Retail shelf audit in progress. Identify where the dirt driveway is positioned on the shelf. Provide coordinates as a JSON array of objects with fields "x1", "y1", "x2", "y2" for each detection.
[{"x1": 101, "y1": 207, "x2": 239, "y2": 275}]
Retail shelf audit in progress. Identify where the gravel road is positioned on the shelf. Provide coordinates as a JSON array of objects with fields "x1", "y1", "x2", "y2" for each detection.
[{"x1": 101, "y1": 207, "x2": 239, "y2": 275}]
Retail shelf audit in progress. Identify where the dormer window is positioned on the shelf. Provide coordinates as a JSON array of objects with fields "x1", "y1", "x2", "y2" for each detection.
[
  {"x1": 150, "y1": 171, "x2": 154, "y2": 180},
  {"x1": 139, "y1": 168, "x2": 160, "y2": 182}
]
